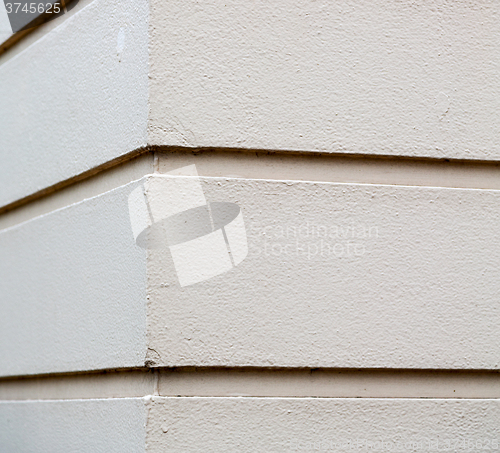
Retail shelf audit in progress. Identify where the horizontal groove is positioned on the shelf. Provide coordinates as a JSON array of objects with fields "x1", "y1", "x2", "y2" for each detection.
[
  {"x1": 0, "y1": 149, "x2": 154, "y2": 231},
  {"x1": 0, "y1": 146, "x2": 152, "y2": 217},
  {"x1": 181, "y1": 145, "x2": 500, "y2": 166},
  {"x1": 1, "y1": 367, "x2": 499, "y2": 401},
  {"x1": 2, "y1": 145, "x2": 500, "y2": 230},
  {"x1": 158, "y1": 147, "x2": 500, "y2": 191}
]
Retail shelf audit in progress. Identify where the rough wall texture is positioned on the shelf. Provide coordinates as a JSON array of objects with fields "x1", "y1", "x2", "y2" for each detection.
[
  {"x1": 148, "y1": 176, "x2": 500, "y2": 369},
  {"x1": 0, "y1": 0, "x2": 499, "y2": 450},
  {"x1": 147, "y1": 397, "x2": 500, "y2": 452},
  {"x1": 1, "y1": 0, "x2": 498, "y2": 205},
  {"x1": 2, "y1": 174, "x2": 499, "y2": 377},
  {"x1": 149, "y1": 0, "x2": 500, "y2": 160}
]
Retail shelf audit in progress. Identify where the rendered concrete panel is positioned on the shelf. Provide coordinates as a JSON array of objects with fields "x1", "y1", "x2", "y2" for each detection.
[
  {"x1": 3, "y1": 397, "x2": 497, "y2": 452},
  {"x1": 0, "y1": 0, "x2": 149, "y2": 208},
  {"x1": 147, "y1": 397, "x2": 500, "y2": 452},
  {"x1": 2, "y1": 368, "x2": 500, "y2": 400},
  {"x1": 0, "y1": 398, "x2": 147, "y2": 452},
  {"x1": 0, "y1": 181, "x2": 147, "y2": 377},
  {"x1": 148, "y1": 177, "x2": 500, "y2": 369},
  {"x1": 149, "y1": 0, "x2": 500, "y2": 161},
  {"x1": 2, "y1": 0, "x2": 498, "y2": 209},
  {"x1": 156, "y1": 368, "x2": 500, "y2": 399},
  {"x1": 2, "y1": 175, "x2": 499, "y2": 376}
]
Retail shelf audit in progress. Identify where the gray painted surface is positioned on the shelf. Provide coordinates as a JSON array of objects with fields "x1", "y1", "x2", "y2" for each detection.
[
  {"x1": 0, "y1": 398, "x2": 147, "y2": 452},
  {"x1": 1, "y1": 0, "x2": 499, "y2": 447},
  {"x1": 0, "y1": 181, "x2": 148, "y2": 376},
  {"x1": 1, "y1": 175, "x2": 499, "y2": 376},
  {"x1": 0, "y1": 0, "x2": 149, "y2": 208},
  {"x1": 1, "y1": 369, "x2": 500, "y2": 400},
  {"x1": 2, "y1": 396, "x2": 498, "y2": 452},
  {"x1": 2, "y1": 0, "x2": 499, "y2": 209},
  {"x1": 2, "y1": 175, "x2": 500, "y2": 376}
]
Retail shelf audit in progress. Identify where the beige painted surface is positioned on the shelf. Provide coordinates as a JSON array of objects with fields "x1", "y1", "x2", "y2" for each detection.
[
  {"x1": 2, "y1": 173, "x2": 499, "y2": 376},
  {"x1": 158, "y1": 368, "x2": 500, "y2": 399},
  {"x1": 158, "y1": 151, "x2": 500, "y2": 190},
  {"x1": 1, "y1": 0, "x2": 499, "y2": 210},
  {"x1": 1, "y1": 396, "x2": 498, "y2": 451},
  {"x1": 148, "y1": 176, "x2": 500, "y2": 370},
  {"x1": 147, "y1": 397, "x2": 500, "y2": 452},
  {"x1": 149, "y1": 0, "x2": 500, "y2": 161},
  {"x1": 1, "y1": 0, "x2": 499, "y2": 448}
]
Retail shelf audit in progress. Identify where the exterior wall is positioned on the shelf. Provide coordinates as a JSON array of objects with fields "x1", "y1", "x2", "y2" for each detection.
[
  {"x1": 4, "y1": 173, "x2": 498, "y2": 377},
  {"x1": 148, "y1": 175, "x2": 500, "y2": 370},
  {"x1": 149, "y1": 0, "x2": 500, "y2": 161},
  {"x1": 0, "y1": 0, "x2": 499, "y2": 451},
  {"x1": 0, "y1": 398, "x2": 148, "y2": 452},
  {"x1": 146, "y1": 397, "x2": 500, "y2": 452},
  {"x1": 0, "y1": 180, "x2": 148, "y2": 377},
  {"x1": 2, "y1": 397, "x2": 498, "y2": 452},
  {"x1": 0, "y1": 0, "x2": 149, "y2": 208}
]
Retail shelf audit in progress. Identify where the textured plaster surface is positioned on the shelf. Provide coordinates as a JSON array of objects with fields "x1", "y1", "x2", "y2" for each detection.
[
  {"x1": 1, "y1": 0, "x2": 498, "y2": 208},
  {"x1": 147, "y1": 397, "x2": 500, "y2": 452},
  {"x1": 148, "y1": 176, "x2": 500, "y2": 369},
  {"x1": 1, "y1": 175, "x2": 499, "y2": 377},
  {"x1": 0, "y1": 176, "x2": 500, "y2": 375},
  {"x1": 149, "y1": 0, "x2": 500, "y2": 161},
  {"x1": 3, "y1": 396, "x2": 498, "y2": 452}
]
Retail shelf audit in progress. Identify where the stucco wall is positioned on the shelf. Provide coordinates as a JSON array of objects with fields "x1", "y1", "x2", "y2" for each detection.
[{"x1": 0, "y1": 0, "x2": 499, "y2": 451}]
